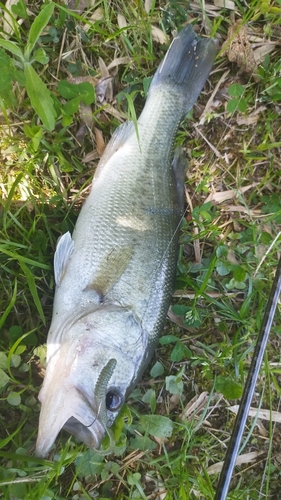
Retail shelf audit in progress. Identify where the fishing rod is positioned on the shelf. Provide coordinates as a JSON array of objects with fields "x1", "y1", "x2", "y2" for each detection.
[{"x1": 214, "y1": 255, "x2": 281, "y2": 500}]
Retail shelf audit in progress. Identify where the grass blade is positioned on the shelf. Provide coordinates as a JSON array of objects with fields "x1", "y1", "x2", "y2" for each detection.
[
  {"x1": 24, "y1": 63, "x2": 56, "y2": 131},
  {"x1": 19, "y1": 261, "x2": 46, "y2": 325},
  {"x1": 24, "y1": 2, "x2": 55, "y2": 60},
  {"x1": 0, "y1": 278, "x2": 17, "y2": 330},
  {"x1": 0, "y1": 247, "x2": 50, "y2": 270},
  {"x1": 1, "y1": 173, "x2": 24, "y2": 232}
]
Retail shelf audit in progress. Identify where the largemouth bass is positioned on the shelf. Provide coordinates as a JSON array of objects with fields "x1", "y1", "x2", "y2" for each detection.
[{"x1": 36, "y1": 25, "x2": 218, "y2": 457}]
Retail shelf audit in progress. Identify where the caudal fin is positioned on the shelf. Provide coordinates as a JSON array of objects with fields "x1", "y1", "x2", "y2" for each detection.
[{"x1": 149, "y1": 24, "x2": 219, "y2": 114}]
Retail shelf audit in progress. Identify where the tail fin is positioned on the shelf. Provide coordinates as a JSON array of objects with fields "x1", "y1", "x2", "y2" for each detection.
[{"x1": 149, "y1": 24, "x2": 219, "y2": 114}]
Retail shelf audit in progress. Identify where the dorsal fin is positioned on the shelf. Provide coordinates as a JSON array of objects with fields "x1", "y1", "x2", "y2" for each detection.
[
  {"x1": 94, "y1": 121, "x2": 134, "y2": 178},
  {"x1": 54, "y1": 231, "x2": 74, "y2": 286}
]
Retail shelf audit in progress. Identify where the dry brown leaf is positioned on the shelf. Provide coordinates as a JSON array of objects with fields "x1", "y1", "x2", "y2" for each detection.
[
  {"x1": 68, "y1": 74, "x2": 113, "y2": 106},
  {"x1": 254, "y1": 43, "x2": 277, "y2": 64},
  {"x1": 255, "y1": 419, "x2": 269, "y2": 438},
  {"x1": 117, "y1": 13, "x2": 127, "y2": 30},
  {"x1": 214, "y1": 0, "x2": 235, "y2": 9},
  {"x1": 107, "y1": 56, "x2": 131, "y2": 71},
  {"x1": 95, "y1": 77, "x2": 114, "y2": 104},
  {"x1": 157, "y1": 488, "x2": 167, "y2": 500},
  {"x1": 180, "y1": 392, "x2": 209, "y2": 421},
  {"x1": 259, "y1": 223, "x2": 273, "y2": 236},
  {"x1": 144, "y1": 473, "x2": 166, "y2": 500},
  {"x1": 207, "y1": 451, "x2": 265, "y2": 475},
  {"x1": 167, "y1": 394, "x2": 181, "y2": 413},
  {"x1": 97, "y1": 57, "x2": 113, "y2": 102},
  {"x1": 221, "y1": 205, "x2": 261, "y2": 216},
  {"x1": 83, "y1": 7, "x2": 104, "y2": 30},
  {"x1": 76, "y1": 124, "x2": 88, "y2": 144},
  {"x1": 103, "y1": 104, "x2": 127, "y2": 121},
  {"x1": 68, "y1": 76, "x2": 97, "y2": 85},
  {"x1": 173, "y1": 290, "x2": 196, "y2": 299},
  {"x1": 230, "y1": 400, "x2": 270, "y2": 440},
  {"x1": 151, "y1": 26, "x2": 168, "y2": 44},
  {"x1": 82, "y1": 150, "x2": 100, "y2": 163},
  {"x1": 98, "y1": 57, "x2": 110, "y2": 78},
  {"x1": 2, "y1": 0, "x2": 27, "y2": 38},
  {"x1": 153, "y1": 435, "x2": 169, "y2": 447},
  {"x1": 79, "y1": 103, "x2": 93, "y2": 129},
  {"x1": 236, "y1": 105, "x2": 266, "y2": 125},
  {"x1": 229, "y1": 405, "x2": 281, "y2": 423},
  {"x1": 256, "y1": 243, "x2": 268, "y2": 260},
  {"x1": 167, "y1": 306, "x2": 191, "y2": 331},
  {"x1": 205, "y1": 183, "x2": 259, "y2": 204},
  {"x1": 227, "y1": 249, "x2": 239, "y2": 265},
  {"x1": 94, "y1": 127, "x2": 106, "y2": 156},
  {"x1": 191, "y1": 1, "x2": 226, "y2": 16},
  {"x1": 67, "y1": 0, "x2": 94, "y2": 14},
  {"x1": 144, "y1": 0, "x2": 153, "y2": 13}
]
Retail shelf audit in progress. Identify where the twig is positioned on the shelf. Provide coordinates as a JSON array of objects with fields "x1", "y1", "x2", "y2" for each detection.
[
  {"x1": 56, "y1": 28, "x2": 67, "y2": 79},
  {"x1": 199, "y1": 69, "x2": 230, "y2": 125},
  {"x1": 193, "y1": 124, "x2": 224, "y2": 160}
]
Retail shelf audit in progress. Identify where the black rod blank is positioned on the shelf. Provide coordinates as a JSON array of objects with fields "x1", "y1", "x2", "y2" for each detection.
[{"x1": 214, "y1": 256, "x2": 281, "y2": 500}]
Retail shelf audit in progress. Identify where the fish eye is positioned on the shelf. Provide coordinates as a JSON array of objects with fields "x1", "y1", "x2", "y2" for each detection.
[{"x1": 106, "y1": 389, "x2": 123, "y2": 411}]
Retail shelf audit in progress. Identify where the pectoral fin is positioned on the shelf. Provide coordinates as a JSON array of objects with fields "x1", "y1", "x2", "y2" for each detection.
[
  {"x1": 54, "y1": 232, "x2": 74, "y2": 286},
  {"x1": 84, "y1": 245, "x2": 134, "y2": 297}
]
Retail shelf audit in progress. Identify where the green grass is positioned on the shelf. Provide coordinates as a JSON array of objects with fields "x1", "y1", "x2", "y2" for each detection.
[{"x1": 1, "y1": 0, "x2": 281, "y2": 498}]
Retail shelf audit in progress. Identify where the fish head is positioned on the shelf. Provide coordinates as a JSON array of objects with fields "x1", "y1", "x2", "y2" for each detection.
[{"x1": 36, "y1": 305, "x2": 146, "y2": 457}]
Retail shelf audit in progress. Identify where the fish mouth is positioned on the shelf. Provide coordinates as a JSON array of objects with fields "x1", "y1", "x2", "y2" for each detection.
[
  {"x1": 35, "y1": 385, "x2": 105, "y2": 458},
  {"x1": 63, "y1": 416, "x2": 105, "y2": 448}
]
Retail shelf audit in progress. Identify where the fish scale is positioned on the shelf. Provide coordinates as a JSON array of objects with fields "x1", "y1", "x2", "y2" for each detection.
[{"x1": 36, "y1": 25, "x2": 218, "y2": 458}]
